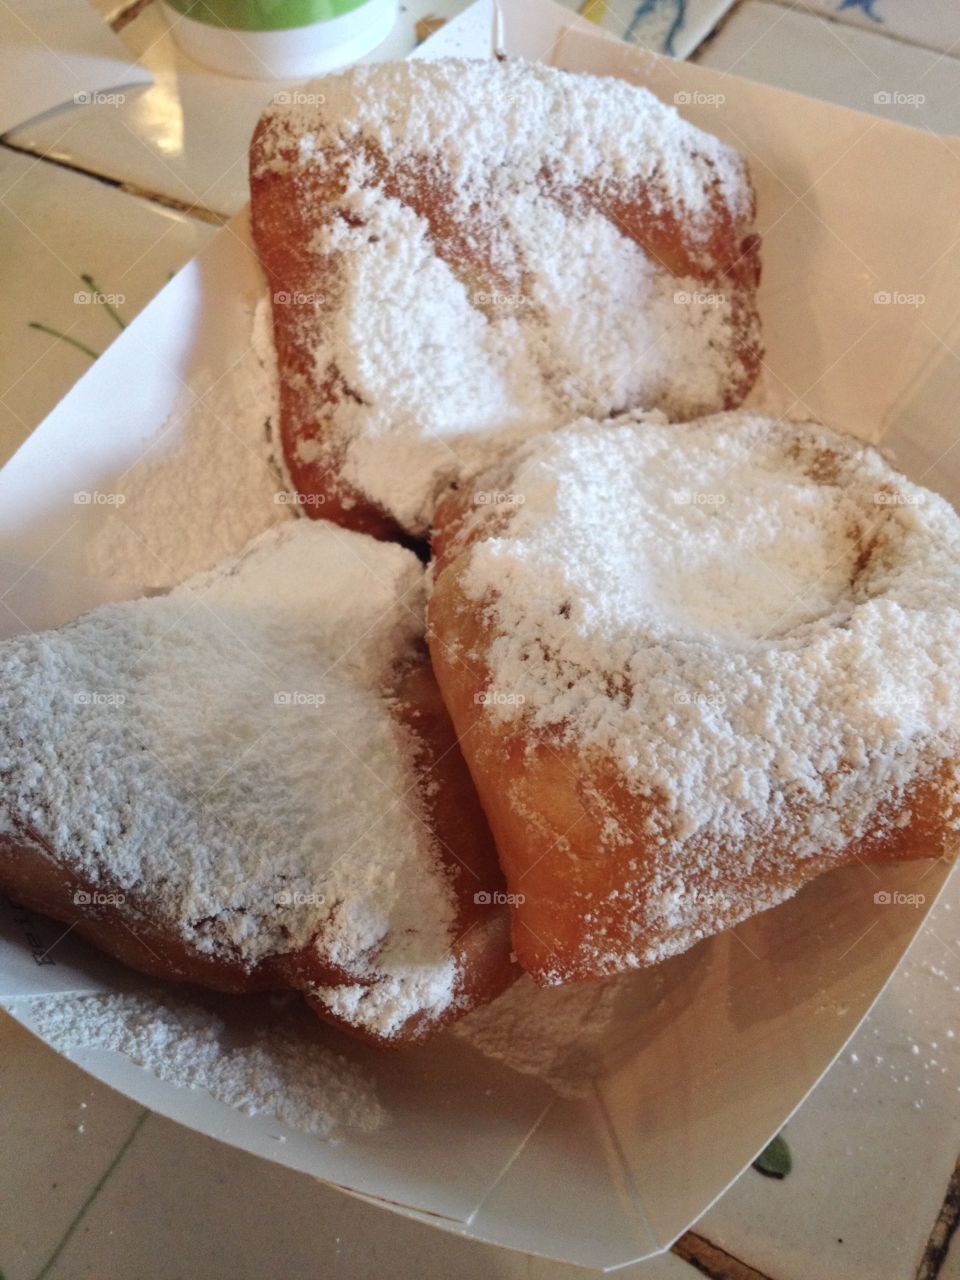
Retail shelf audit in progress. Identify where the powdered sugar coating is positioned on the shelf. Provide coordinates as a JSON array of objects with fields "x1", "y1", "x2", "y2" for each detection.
[
  {"x1": 85, "y1": 295, "x2": 290, "y2": 588},
  {"x1": 455, "y1": 412, "x2": 960, "y2": 849},
  {"x1": 251, "y1": 58, "x2": 761, "y2": 534},
  {"x1": 440, "y1": 412, "x2": 960, "y2": 922},
  {"x1": 0, "y1": 522, "x2": 459, "y2": 1037},
  {"x1": 256, "y1": 59, "x2": 751, "y2": 223},
  {"x1": 23, "y1": 989, "x2": 385, "y2": 1137}
]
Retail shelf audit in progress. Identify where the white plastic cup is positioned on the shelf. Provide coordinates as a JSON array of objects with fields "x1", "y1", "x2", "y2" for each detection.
[{"x1": 160, "y1": 0, "x2": 398, "y2": 80}]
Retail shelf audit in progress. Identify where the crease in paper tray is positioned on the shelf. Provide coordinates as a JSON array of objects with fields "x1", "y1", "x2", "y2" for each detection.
[{"x1": 0, "y1": 0, "x2": 959, "y2": 1265}]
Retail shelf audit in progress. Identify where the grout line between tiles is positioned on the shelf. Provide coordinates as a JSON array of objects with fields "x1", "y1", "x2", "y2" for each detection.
[
  {"x1": 30, "y1": 1108, "x2": 150, "y2": 1280},
  {"x1": 111, "y1": 178, "x2": 228, "y2": 225},
  {"x1": 752, "y1": 0, "x2": 960, "y2": 65},
  {"x1": 915, "y1": 1151, "x2": 960, "y2": 1280},
  {"x1": 0, "y1": 138, "x2": 227, "y2": 225},
  {"x1": 692, "y1": 0, "x2": 747, "y2": 60},
  {"x1": 672, "y1": 1231, "x2": 781, "y2": 1280}
]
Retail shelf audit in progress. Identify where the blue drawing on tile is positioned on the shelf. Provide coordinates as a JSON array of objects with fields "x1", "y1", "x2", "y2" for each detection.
[
  {"x1": 837, "y1": 0, "x2": 884, "y2": 22},
  {"x1": 625, "y1": 0, "x2": 688, "y2": 57}
]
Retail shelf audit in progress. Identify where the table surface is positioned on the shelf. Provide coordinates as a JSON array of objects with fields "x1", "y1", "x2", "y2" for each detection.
[{"x1": 2, "y1": 3, "x2": 960, "y2": 1278}]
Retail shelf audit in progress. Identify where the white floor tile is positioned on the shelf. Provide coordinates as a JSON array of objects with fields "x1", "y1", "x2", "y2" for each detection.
[
  {"x1": 0, "y1": 144, "x2": 213, "y2": 463},
  {"x1": 698, "y1": 0, "x2": 960, "y2": 133},
  {"x1": 553, "y1": 0, "x2": 737, "y2": 59},
  {"x1": 785, "y1": 0, "x2": 960, "y2": 61},
  {"x1": 696, "y1": 876, "x2": 960, "y2": 1280},
  {"x1": 0, "y1": 1012, "x2": 143, "y2": 1280}
]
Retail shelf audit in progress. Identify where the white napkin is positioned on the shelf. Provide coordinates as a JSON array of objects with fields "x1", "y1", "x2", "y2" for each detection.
[{"x1": 0, "y1": 0, "x2": 152, "y2": 134}]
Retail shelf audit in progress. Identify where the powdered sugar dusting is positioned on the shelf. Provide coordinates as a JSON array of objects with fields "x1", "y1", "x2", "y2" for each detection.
[
  {"x1": 315, "y1": 964, "x2": 457, "y2": 1043},
  {"x1": 320, "y1": 199, "x2": 747, "y2": 530},
  {"x1": 23, "y1": 989, "x2": 385, "y2": 1136},
  {"x1": 84, "y1": 296, "x2": 289, "y2": 589},
  {"x1": 1, "y1": 522, "x2": 460, "y2": 1036},
  {"x1": 253, "y1": 58, "x2": 760, "y2": 533},
  {"x1": 452, "y1": 411, "x2": 960, "y2": 859},
  {"x1": 505, "y1": 199, "x2": 741, "y2": 420},
  {"x1": 326, "y1": 193, "x2": 554, "y2": 527},
  {"x1": 258, "y1": 59, "x2": 750, "y2": 224}
]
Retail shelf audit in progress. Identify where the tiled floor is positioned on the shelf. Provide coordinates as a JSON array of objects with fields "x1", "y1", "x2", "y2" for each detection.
[
  {"x1": 0, "y1": 1013, "x2": 143, "y2": 1280},
  {"x1": 0, "y1": 144, "x2": 213, "y2": 463},
  {"x1": 698, "y1": 0, "x2": 960, "y2": 133},
  {"x1": 788, "y1": 0, "x2": 960, "y2": 60},
  {"x1": 1, "y1": 2, "x2": 960, "y2": 1278},
  {"x1": 696, "y1": 890, "x2": 960, "y2": 1280},
  {"x1": 551, "y1": 0, "x2": 739, "y2": 59}
]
